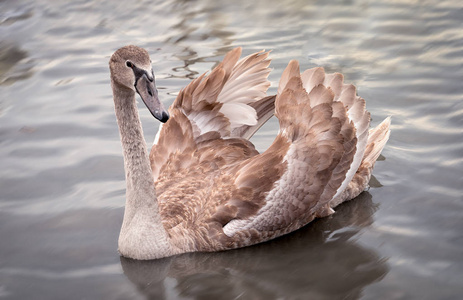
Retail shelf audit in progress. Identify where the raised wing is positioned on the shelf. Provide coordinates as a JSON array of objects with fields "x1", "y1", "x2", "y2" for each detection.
[
  {"x1": 170, "y1": 47, "x2": 272, "y2": 139},
  {"x1": 221, "y1": 62, "x2": 375, "y2": 245},
  {"x1": 150, "y1": 48, "x2": 273, "y2": 180}
]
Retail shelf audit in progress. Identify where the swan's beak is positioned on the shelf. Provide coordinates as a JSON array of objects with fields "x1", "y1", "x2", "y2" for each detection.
[{"x1": 135, "y1": 73, "x2": 169, "y2": 123}]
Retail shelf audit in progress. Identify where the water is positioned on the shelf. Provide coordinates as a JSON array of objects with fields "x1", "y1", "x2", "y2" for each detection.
[{"x1": 0, "y1": 0, "x2": 462, "y2": 299}]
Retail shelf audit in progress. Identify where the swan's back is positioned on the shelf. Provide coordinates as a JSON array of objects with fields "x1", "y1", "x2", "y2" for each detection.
[{"x1": 150, "y1": 48, "x2": 390, "y2": 253}]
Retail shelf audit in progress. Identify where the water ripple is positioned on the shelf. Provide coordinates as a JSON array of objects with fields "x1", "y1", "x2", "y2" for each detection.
[{"x1": 0, "y1": 0, "x2": 462, "y2": 299}]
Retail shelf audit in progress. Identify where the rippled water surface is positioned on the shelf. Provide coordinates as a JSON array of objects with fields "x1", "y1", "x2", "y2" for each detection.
[{"x1": 0, "y1": 0, "x2": 462, "y2": 299}]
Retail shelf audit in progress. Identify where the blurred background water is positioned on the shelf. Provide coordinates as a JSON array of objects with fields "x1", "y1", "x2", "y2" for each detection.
[{"x1": 0, "y1": 0, "x2": 462, "y2": 299}]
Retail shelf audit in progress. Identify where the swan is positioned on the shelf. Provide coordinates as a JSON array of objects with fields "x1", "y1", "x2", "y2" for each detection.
[{"x1": 109, "y1": 45, "x2": 391, "y2": 260}]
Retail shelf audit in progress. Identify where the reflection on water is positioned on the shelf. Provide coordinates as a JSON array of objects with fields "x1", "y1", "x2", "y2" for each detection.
[
  {"x1": 0, "y1": 0, "x2": 462, "y2": 299},
  {"x1": 0, "y1": 43, "x2": 28, "y2": 84},
  {"x1": 122, "y1": 193, "x2": 388, "y2": 300}
]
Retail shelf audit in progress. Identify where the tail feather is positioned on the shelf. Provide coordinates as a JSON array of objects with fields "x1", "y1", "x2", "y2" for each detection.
[
  {"x1": 329, "y1": 116, "x2": 391, "y2": 208},
  {"x1": 364, "y1": 116, "x2": 391, "y2": 166}
]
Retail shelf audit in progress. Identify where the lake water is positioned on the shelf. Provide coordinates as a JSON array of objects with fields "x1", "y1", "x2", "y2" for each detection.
[{"x1": 0, "y1": 0, "x2": 462, "y2": 299}]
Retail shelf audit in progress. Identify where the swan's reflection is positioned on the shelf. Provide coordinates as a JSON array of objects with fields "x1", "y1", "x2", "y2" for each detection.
[{"x1": 121, "y1": 192, "x2": 388, "y2": 299}]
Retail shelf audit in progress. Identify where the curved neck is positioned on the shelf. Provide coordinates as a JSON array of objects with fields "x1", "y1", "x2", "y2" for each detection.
[
  {"x1": 112, "y1": 81, "x2": 174, "y2": 259},
  {"x1": 113, "y1": 85, "x2": 156, "y2": 211}
]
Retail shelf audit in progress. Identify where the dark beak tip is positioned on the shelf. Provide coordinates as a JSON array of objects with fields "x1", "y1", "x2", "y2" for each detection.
[{"x1": 160, "y1": 111, "x2": 169, "y2": 123}]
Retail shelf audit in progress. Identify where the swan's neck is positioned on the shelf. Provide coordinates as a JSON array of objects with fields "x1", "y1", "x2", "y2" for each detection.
[
  {"x1": 112, "y1": 82, "x2": 173, "y2": 259},
  {"x1": 113, "y1": 87, "x2": 154, "y2": 208}
]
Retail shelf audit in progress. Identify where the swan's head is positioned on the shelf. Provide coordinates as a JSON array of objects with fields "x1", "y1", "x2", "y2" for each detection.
[{"x1": 109, "y1": 45, "x2": 169, "y2": 123}]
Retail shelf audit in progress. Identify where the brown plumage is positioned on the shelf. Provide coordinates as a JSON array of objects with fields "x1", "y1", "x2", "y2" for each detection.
[{"x1": 109, "y1": 45, "x2": 391, "y2": 260}]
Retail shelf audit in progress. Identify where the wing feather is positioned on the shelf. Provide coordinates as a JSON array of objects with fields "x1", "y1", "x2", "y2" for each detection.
[
  {"x1": 169, "y1": 48, "x2": 272, "y2": 141},
  {"x1": 231, "y1": 95, "x2": 276, "y2": 140},
  {"x1": 223, "y1": 62, "x2": 348, "y2": 237},
  {"x1": 222, "y1": 63, "x2": 376, "y2": 241}
]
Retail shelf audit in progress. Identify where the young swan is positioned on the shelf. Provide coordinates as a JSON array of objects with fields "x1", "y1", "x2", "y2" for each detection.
[{"x1": 109, "y1": 45, "x2": 391, "y2": 260}]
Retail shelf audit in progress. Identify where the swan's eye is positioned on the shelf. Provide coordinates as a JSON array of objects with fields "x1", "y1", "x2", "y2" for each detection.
[{"x1": 126, "y1": 61, "x2": 134, "y2": 68}]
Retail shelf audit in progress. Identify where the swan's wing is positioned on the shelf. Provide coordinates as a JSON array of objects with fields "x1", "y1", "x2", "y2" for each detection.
[
  {"x1": 301, "y1": 68, "x2": 370, "y2": 201},
  {"x1": 169, "y1": 47, "x2": 272, "y2": 140},
  {"x1": 150, "y1": 48, "x2": 273, "y2": 179},
  {"x1": 150, "y1": 107, "x2": 261, "y2": 181},
  {"x1": 218, "y1": 63, "x2": 376, "y2": 247}
]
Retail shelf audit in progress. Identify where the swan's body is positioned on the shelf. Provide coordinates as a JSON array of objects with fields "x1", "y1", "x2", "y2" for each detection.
[{"x1": 109, "y1": 45, "x2": 391, "y2": 260}]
